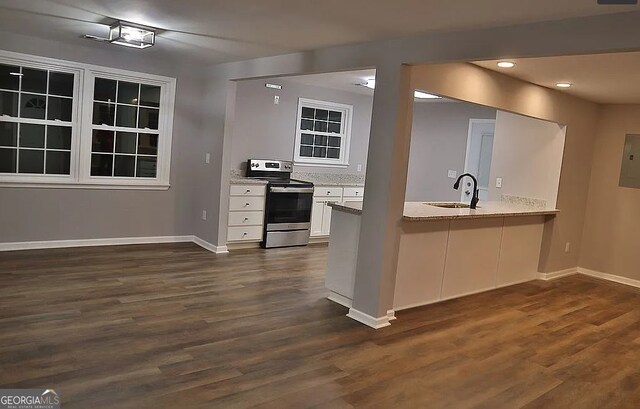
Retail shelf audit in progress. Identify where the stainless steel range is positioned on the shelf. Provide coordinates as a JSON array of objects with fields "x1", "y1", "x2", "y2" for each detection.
[{"x1": 246, "y1": 159, "x2": 314, "y2": 248}]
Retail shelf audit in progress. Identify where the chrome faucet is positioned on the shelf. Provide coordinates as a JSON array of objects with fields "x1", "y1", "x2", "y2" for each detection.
[{"x1": 453, "y1": 173, "x2": 479, "y2": 209}]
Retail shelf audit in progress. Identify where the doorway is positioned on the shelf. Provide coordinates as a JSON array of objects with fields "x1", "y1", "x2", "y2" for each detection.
[{"x1": 462, "y1": 119, "x2": 496, "y2": 202}]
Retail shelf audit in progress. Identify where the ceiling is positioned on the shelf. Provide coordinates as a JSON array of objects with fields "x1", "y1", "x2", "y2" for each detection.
[
  {"x1": 284, "y1": 69, "x2": 455, "y2": 102},
  {"x1": 0, "y1": 0, "x2": 638, "y2": 64},
  {"x1": 474, "y1": 51, "x2": 640, "y2": 104}
]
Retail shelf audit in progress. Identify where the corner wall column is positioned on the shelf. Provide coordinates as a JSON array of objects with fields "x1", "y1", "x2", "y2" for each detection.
[{"x1": 348, "y1": 63, "x2": 415, "y2": 328}]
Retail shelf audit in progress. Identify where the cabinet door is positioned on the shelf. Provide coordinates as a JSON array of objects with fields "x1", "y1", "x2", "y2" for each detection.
[
  {"x1": 321, "y1": 202, "x2": 333, "y2": 235},
  {"x1": 310, "y1": 199, "x2": 325, "y2": 236}
]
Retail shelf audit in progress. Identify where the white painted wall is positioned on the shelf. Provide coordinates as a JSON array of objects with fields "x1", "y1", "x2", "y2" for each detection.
[{"x1": 489, "y1": 111, "x2": 566, "y2": 207}]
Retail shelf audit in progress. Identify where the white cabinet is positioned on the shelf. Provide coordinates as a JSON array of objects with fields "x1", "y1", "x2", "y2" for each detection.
[
  {"x1": 310, "y1": 185, "x2": 364, "y2": 238},
  {"x1": 227, "y1": 184, "x2": 266, "y2": 243}
]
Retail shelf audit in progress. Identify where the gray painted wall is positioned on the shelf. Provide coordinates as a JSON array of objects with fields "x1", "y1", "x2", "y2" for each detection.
[
  {"x1": 231, "y1": 77, "x2": 372, "y2": 175},
  {"x1": 406, "y1": 102, "x2": 496, "y2": 202},
  {"x1": 0, "y1": 31, "x2": 205, "y2": 242}
]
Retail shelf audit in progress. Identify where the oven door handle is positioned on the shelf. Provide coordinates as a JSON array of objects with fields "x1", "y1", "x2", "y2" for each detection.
[{"x1": 270, "y1": 187, "x2": 314, "y2": 193}]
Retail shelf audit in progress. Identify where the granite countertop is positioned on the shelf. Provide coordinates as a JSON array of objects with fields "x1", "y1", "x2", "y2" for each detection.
[
  {"x1": 229, "y1": 176, "x2": 269, "y2": 185},
  {"x1": 328, "y1": 201, "x2": 559, "y2": 220}
]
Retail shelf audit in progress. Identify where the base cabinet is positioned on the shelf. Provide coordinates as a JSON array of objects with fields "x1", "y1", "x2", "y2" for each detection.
[
  {"x1": 227, "y1": 184, "x2": 266, "y2": 243},
  {"x1": 310, "y1": 185, "x2": 364, "y2": 238}
]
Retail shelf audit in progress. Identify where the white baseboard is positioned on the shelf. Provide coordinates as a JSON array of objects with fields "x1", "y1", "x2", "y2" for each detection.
[
  {"x1": 192, "y1": 236, "x2": 228, "y2": 254},
  {"x1": 387, "y1": 309, "x2": 397, "y2": 321},
  {"x1": 537, "y1": 267, "x2": 578, "y2": 281},
  {"x1": 346, "y1": 308, "x2": 391, "y2": 329},
  {"x1": 578, "y1": 267, "x2": 640, "y2": 289},
  {"x1": 0, "y1": 235, "x2": 229, "y2": 254},
  {"x1": 327, "y1": 291, "x2": 352, "y2": 308}
]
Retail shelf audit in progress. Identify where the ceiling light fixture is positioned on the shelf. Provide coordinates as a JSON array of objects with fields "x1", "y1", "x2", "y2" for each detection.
[
  {"x1": 84, "y1": 21, "x2": 156, "y2": 49},
  {"x1": 556, "y1": 82, "x2": 572, "y2": 88},
  {"x1": 360, "y1": 79, "x2": 441, "y2": 99},
  {"x1": 497, "y1": 61, "x2": 515, "y2": 68}
]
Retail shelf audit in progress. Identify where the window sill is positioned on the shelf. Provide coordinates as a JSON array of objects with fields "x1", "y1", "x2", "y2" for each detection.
[
  {"x1": 294, "y1": 161, "x2": 349, "y2": 169},
  {"x1": 0, "y1": 181, "x2": 171, "y2": 190}
]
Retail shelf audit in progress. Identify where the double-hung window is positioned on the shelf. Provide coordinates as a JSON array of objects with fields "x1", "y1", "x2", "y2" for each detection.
[
  {"x1": 0, "y1": 50, "x2": 176, "y2": 189},
  {"x1": 293, "y1": 98, "x2": 353, "y2": 167}
]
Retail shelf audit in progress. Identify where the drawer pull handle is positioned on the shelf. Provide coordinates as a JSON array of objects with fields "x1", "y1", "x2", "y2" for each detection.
[
  {"x1": 246, "y1": 189, "x2": 251, "y2": 193},
  {"x1": 242, "y1": 232, "x2": 248, "y2": 236},
  {"x1": 244, "y1": 217, "x2": 249, "y2": 221},
  {"x1": 327, "y1": 191, "x2": 331, "y2": 194},
  {"x1": 245, "y1": 202, "x2": 250, "y2": 206}
]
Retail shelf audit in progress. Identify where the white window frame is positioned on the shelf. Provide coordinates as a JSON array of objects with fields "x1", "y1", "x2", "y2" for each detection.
[
  {"x1": 293, "y1": 98, "x2": 353, "y2": 168},
  {"x1": 0, "y1": 50, "x2": 176, "y2": 190}
]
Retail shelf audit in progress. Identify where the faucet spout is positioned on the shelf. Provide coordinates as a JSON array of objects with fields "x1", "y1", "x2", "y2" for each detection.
[{"x1": 453, "y1": 173, "x2": 480, "y2": 209}]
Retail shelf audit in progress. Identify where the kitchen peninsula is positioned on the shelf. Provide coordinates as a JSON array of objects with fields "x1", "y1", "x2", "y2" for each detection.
[{"x1": 325, "y1": 199, "x2": 559, "y2": 313}]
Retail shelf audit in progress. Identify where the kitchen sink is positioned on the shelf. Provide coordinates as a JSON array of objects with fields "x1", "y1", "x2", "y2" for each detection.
[{"x1": 425, "y1": 202, "x2": 474, "y2": 209}]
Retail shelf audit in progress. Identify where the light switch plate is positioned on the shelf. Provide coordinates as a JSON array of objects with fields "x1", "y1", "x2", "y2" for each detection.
[
  {"x1": 496, "y1": 177, "x2": 503, "y2": 188},
  {"x1": 448, "y1": 170, "x2": 457, "y2": 179},
  {"x1": 202, "y1": 210, "x2": 207, "y2": 220},
  {"x1": 357, "y1": 164, "x2": 362, "y2": 172},
  {"x1": 205, "y1": 153, "x2": 211, "y2": 164},
  {"x1": 274, "y1": 95, "x2": 280, "y2": 105}
]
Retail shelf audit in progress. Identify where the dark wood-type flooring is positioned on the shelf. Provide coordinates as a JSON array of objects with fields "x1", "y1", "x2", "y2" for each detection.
[{"x1": 2, "y1": 243, "x2": 640, "y2": 408}]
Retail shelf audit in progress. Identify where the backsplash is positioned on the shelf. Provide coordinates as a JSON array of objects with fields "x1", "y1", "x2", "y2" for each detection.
[
  {"x1": 501, "y1": 194, "x2": 547, "y2": 209},
  {"x1": 230, "y1": 169, "x2": 365, "y2": 186}
]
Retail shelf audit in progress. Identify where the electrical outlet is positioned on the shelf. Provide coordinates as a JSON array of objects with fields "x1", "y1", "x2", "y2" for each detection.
[
  {"x1": 274, "y1": 95, "x2": 280, "y2": 105},
  {"x1": 357, "y1": 164, "x2": 362, "y2": 172},
  {"x1": 448, "y1": 170, "x2": 457, "y2": 179},
  {"x1": 205, "y1": 153, "x2": 210, "y2": 164},
  {"x1": 565, "y1": 242, "x2": 571, "y2": 253},
  {"x1": 496, "y1": 177, "x2": 503, "y2": 188},
  {"x1": 202, "y1": 210, "x2": 207, "y2": 221}
]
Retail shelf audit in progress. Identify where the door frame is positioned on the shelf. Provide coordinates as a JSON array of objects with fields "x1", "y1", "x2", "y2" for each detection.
[{"x1": 462, "y1": 119, "x2": 496, "y2": 202}]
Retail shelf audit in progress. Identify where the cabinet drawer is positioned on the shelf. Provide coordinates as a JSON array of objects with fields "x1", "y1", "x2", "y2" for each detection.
[
  {"x1": 228, "y1": 211, "x2": 264, "y2": 227},
  {"x1": 314, "y1": 186, "x2": 343, "y2": 198},
  {"x1": 343, "y1": 187, "x2": 364, "y2": 198},
  {"x1": 229, "y1": 196, "x2": 265, "y2": 211},
  {"x1": 227, "y1": 226, "x2": 263, "y2": 242},
  {"x1": 230, "y1": 184, "x2": 266, "y2": 197}
]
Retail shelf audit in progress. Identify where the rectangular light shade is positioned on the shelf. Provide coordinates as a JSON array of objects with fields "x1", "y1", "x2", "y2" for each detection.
[{"x1": 109, "y1": 22, "x2": 155, "y2": 49}]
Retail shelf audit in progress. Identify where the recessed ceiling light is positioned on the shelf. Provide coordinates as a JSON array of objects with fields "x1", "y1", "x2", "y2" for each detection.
[
  {"x1": 359, "y1": 79, "x2": 441, "y2": 99},
  {"x1": 556, "y1": 82, "x2": 572, "y2": 88},
  {"x1": 497, "y1": 61, "x2": 515, "y2": 68}
]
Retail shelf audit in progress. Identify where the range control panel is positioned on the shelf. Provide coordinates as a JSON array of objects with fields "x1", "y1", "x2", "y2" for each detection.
[{"x1": 246, "y1": 159, "x2": 293, "y2": 174}]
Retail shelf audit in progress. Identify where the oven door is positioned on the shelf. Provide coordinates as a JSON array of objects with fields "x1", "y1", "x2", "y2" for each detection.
[{"x1": 266, "y1": 186, "x2": 313, "y2": 228}]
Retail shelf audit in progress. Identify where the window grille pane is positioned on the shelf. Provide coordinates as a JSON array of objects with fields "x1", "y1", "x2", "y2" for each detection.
[
  {"x1": 94, "y1": 78, "x2": 117, "y2": 102},
  {"x1": 47, "y1": 126, "x2": 72, "y2": 150},
  {"x1": 328, "y1": 111, "x2": 342, "y2": 122},
  {"x1": 0, "y1": 148, "x2": 16, "y2": 172},
  {"x1": 92, "y1": 130, "x2": 114, "y2": 153},
  {"x1": 313, "y1": 147, "x2": 326, "y2": 158},
  {"x1": 138, "y1": 108, "x2": 159, "y2": 130},
  {"x1": 116, "y1": 105, "x2": 138, "y2": 128},
  {"x1": 0, "y1": 64, "x2": 20, "y2": 91},
  {"x1": 314, "y1": 121, "x2": 327, "y2": 132},
  {"x1": 118, "y1": 81, "x2": 140, "y2": 105},
  {"x1": 140, "y1": 85, "x2": 160, "y2": 107},
  {"x1": 300, "y1": 133, "x2": 314, "y2": 145},
  {"x1": 18, "y1": 149, "x2": 44, "y2": 173},
  {"x1": 136, "y1": 156, "x2": 157, "y2": 178},
  {"x1": 301, "y1": 107, "x2": 314, "y2": 119},
  {"x1": 327, "y1": 148, "x2": 340, "y2": 159},
  {"x1": 328, "y1": 122, "x2": 341, "y2": 134},
  {"x1": 20, "y1": 124, "x2": 45, "y2": 148},
  {"x1": 47, "y1": 96, "x2": 72, "y2": 122},
  {"x1": 0, "y1": 122, "x2": 17, "y2": 147},
  {"x1": 114, "y1": 155, "x2": 135, "y2": 177},
  {"x1": 315, "y1": 109, "x2": 328, "y2": 120},
  {"x1": 93, "y1": 103, "x2": 115, "y2": 126},
  {"x1": 115, "y1": 132, "x2": 137, "y2": 154},
  {"x1": 328, "y1": 136, "x2": 341, "y2": 147},
  {"x1": 21, "y1": 94, "x2": 46, "y2": 119},
  {"x1": 45, "y1": 151, "x2": 70, "y2": 175},
  {"x1": 21, "y1": 68, "x2": 47, "y2": 94},
  {"x1": 314, "y1": 135, "x2": 328, "y2": 146},
  {"x1": 91, "y1": 154, "x2": 113, "y2": 176},
  {"x1": 300, "y1": 119, "x2": 314, "y2": 131},
  {"x1": 300, "y1": 145, "x2": 313, "y2": 157},
  {"x1": 48, "y1": 72, "x2": 74, "y2": 97},
  {"x1": 0, "y1": 91, "x2": 18, "y2": 117},
  {"x1": 138, "y1": 133, "x2": 158, "y2": 155}
]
